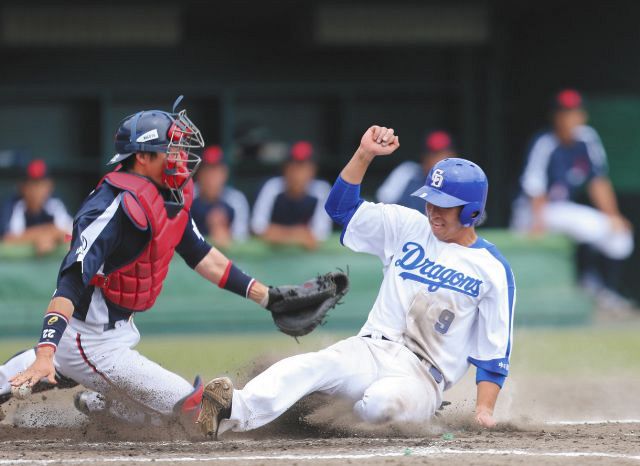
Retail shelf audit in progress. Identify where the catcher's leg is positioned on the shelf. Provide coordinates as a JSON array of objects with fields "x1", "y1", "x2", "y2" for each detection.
[
  {"x1": 353, "y1": 376, "x2": 439, "y2": 424},
  {"x1": 74, "y1": 376, "x2": 203, "y2": 427},
  {"x1": 56, "y1": 320, "x2": 195, "y2": 422},
  {"x1": 216, "y1": 336, "x2": 377, "y2": 435}
]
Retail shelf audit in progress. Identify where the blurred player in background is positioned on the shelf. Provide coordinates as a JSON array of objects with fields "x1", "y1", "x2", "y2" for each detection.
[
  {"x1": 0, "y1": 101, "x2": 292, "y2": 427},
  {"x1": 192, "y1": 145, "x2": 250, "y2": 248},
  {"x1": 197, "y1": 126, "x2": 514, "y2": 438},
  {"x1": 512, "y1": 89, "x2": 635, "y2": 314},
  {"x1": 376, "y1": 130, "x2": 456, "y2": 212},
  {"x1": 251, "y1": 141, "x2": 332, "y2": 250},
  {"x1": 0, "y1": 159, "x2": 72, "y2": 255}
]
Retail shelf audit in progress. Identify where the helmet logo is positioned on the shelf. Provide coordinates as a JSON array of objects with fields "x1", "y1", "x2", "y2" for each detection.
[
  {"x1": 431, "y1": 169, "x2": 445, "y2": 188},
  {"x1": 136, "y1": 129, "x2": 159, "y2": 143}
]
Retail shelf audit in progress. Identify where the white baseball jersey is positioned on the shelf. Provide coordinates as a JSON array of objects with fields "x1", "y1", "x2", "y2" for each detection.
[{"x1": 343, "y1": 201, "x2": 515, "y2": 389}]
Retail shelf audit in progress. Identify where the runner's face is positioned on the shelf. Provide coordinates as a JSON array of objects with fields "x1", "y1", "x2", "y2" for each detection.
[{"x1": 426, "y1": 203, "x2": 464, "y2": 242}]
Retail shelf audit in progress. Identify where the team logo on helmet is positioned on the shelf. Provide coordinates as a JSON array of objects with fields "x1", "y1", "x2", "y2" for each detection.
[
  {"x1": 430, "y1": 169, "x2": 445, "y2": 188},
  {"x1": 135, "y1": 129, "x2": 159, "y2": 143}
]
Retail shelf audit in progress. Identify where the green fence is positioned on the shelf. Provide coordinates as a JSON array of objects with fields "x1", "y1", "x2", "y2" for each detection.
[{"x1": 0, "y1": 231, "x2": 593, "y2": 337}]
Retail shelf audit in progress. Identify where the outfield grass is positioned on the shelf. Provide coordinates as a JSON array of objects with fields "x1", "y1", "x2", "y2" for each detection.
[{"x1": 2, "y1": 326, "x2": 639, "y2": 382}]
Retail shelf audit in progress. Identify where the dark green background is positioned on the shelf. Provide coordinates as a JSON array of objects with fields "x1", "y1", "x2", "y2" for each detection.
[{"x1": 0, "y1": 232, "x2": 592, "y2": 337}]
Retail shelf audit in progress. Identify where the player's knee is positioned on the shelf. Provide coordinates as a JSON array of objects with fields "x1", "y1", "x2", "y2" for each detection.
[
  {"x1": 604, "y1": 233, "x2": 634, "y2": 260},
  {"x1": 353, "y1": 389, "x2": 406, "y2": 424}
]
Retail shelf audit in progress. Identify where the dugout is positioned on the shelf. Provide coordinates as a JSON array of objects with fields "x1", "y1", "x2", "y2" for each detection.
[{"x1": 0, "y1": 0, "x2": 638, "y2": 300}]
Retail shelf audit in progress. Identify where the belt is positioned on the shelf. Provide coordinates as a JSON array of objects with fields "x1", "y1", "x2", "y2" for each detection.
[
  {"x1": 103, "y1": 320, "x2": 124, "y2": 331},
  {"x1": 72, "y1": 318, "x2": 130, "y2": 333},
  {"x1": 362, "y1": 334, "x2": 444, "y2": 384},
  {"x1": 414, "y1": 353, "x2": 444, "y2": 384}
]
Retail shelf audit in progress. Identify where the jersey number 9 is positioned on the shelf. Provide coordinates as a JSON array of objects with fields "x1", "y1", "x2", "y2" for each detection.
[{"x1": 435, "y1": 309, "x2": 455, "y2": 334}]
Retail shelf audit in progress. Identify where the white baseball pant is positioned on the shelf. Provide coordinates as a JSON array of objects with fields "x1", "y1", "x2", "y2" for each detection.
[
  {"x1": 0, "y1": 317, "x2": 194, "y2": 418},
  {"x1": 219, "y1": 335, "x2": 443, "y2": 434},
  {"x1": 512, "y1": 199, "x2": 634, "y2": 260}
]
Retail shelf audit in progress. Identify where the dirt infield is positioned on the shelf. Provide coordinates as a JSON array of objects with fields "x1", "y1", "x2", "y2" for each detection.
[
  {"x1": 1, "y1": 373, "x2": 639, "y2": 465},
  {"x1": 1, "y1": 419, "x2": 639, "y2": 465}
]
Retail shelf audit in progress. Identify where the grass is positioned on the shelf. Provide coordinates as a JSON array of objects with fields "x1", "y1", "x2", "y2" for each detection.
[{"x1": 2, "y1": 325, "x2": 639, "y2": 381}]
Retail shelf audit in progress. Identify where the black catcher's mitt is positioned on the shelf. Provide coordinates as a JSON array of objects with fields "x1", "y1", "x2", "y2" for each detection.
[{"x1": 266, "y1": 271, "x2": 349, "y2": 337}]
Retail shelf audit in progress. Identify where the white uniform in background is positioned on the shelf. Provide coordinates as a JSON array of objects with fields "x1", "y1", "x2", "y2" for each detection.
[
  {"x1": 220, "y1": 201, "x2": 515, "y2": 433},
  {"x1": 513, "y1": 125, "x2": 633, "y2": 260}
]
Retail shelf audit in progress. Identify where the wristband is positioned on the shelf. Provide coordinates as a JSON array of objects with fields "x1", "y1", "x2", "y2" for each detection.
[
  {"x1": 218, "y1": 261, "x2": 256, "y2": 298},
  {"x1": 37, "y1": 312, "x2": 68, "y2": 351}
]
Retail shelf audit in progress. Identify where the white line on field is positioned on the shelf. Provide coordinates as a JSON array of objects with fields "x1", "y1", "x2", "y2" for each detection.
[
  {"x1": 546, "y1": 419, "x2": 640, "y2": 425},
  {"x1": 1, "y1": 447, "x2": 640, "y2": 464}
]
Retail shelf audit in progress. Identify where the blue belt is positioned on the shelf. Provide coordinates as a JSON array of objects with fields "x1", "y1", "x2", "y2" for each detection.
[
  {"x1": 362, "y1": 334, "x2": 444, "y2": 384},
  {"x1": 415, "y1": 354, "x2": 444, "y2": 384},
  {"x1": 102, "y1": 317, "x2": 131, "y2": 332}
]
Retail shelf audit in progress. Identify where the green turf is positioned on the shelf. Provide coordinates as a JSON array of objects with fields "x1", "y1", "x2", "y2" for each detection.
[{"x1": 2, "y1": 326, "x2": 639, "y2": 381}]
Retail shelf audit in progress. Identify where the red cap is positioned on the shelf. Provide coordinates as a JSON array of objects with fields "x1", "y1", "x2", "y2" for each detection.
[
  {"x1": 289, "y1": 141, "x2": 314, "y2": 162},
  {"x1": 25, "y1": 159, "x2": 48, "y2": 180},
  {"x1": 555, "y1": 89, "x2": 583, "y2": 110},
  {"x1": 202, "y1": 145, "x2": 224, "y2": 165},
  {"x1": 425, "y1": 131, "x2": 452, "y2": 153}
]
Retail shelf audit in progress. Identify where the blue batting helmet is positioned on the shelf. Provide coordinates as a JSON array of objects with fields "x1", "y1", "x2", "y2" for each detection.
[{"x1": 411, "y1": 157, "x2": 488, "y2": 227}]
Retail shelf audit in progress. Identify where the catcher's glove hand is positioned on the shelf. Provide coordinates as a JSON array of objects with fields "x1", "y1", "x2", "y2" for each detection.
[{"x1": 266, "y1": 271, "x2": 349, "y2": 337}]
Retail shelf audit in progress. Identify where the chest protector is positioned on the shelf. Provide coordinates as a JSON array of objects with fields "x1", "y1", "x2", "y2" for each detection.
[{"x1": 90, "y1": 172, "x2": 193, "y2": 311}]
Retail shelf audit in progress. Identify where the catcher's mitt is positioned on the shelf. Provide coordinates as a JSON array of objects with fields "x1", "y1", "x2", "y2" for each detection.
[{"x1": 266, "y1": 271, "x2": 349, "y2": 337}]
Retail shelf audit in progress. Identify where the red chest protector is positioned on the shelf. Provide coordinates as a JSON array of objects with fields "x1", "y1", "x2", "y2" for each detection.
[{"x1": 90, "y1": 172, "x2": 193, "y2": 311}]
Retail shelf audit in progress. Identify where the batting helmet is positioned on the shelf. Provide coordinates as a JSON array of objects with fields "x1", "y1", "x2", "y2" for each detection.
[
  {"x1": 411, "y1": 157, "x2": 488, "y2": 227},
  {"x1": 109, "y1": 96, "x2": 205, "y2": 209}
]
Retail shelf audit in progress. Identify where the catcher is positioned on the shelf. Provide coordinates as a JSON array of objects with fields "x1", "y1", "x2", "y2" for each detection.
[{"x1": 0, "y1": 97, "x2": 348, "y2": 426}]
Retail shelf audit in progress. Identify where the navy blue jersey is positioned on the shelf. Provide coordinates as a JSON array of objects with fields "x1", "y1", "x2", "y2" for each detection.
[
  {"x1": 251, "y1": 176, "x2": 333, "y2": 240},
  {"x1": 396, "y1": 175, "x2": 428, "y2": 212},
  {"x1": 520, "y1": 126, "x2": 607, "y2": 202},
  {"x1": 0, "y1": 194, "x2": 72, "y2": 237},
  {"x1": 270, "y1": 193, "x2": 317, "y2": 226},
  {"x1": 375, "y1": 161, "x2": 429, "y2": 213},
  {"x1": 192, "y1": 198, "x2": 235, "y2": 233},
  {"x1": 54, "y1": 181, "x2": 211, "y2": 326},
  {"x1": 191, "y1": 186, "x2": 250, "y2": 241}
]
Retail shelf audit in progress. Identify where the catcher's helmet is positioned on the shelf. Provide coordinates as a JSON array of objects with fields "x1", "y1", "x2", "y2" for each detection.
[
  {"x1": 109, "y1": 96, "x2": 204, "y2": 210},
  {"x1": 411, "y1": 157, "x2": 488, "y2": 227},
  {"x1": 112, "y1": 110, "x2": 175, "y2": 161}
]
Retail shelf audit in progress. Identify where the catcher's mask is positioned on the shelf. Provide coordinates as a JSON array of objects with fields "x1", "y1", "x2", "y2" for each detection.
[{"x1": 110, "y1": 95, "x2": 204, "y2": 214}]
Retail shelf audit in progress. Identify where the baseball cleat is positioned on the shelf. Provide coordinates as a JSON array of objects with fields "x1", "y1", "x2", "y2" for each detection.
[{"x1": 196, "y1": 377, "x2": 233, "y2": 439}]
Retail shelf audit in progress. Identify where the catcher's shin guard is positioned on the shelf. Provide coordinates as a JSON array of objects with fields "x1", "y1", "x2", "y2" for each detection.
[
  {"x1": 196, "y1": 377, "x2": 233, "y2": 439},
  {"x1": 174, "y1": 375, "x2": 204, "y2": 422}
]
